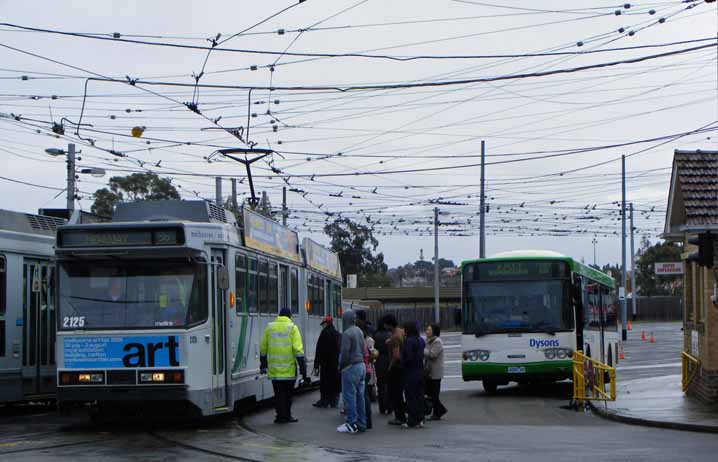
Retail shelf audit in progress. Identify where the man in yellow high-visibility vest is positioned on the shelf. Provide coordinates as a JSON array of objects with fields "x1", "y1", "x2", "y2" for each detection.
[{"x1": 260, "y1": 307, "x2": 307, "y2": 423}]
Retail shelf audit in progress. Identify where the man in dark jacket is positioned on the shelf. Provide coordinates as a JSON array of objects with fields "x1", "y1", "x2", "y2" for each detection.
[
  {"x1": 313, "y1": 316, "x2": 341, "y2": 408},
  {"x1": 373, "y1": 314, "x2": 396, "y2": 415}
]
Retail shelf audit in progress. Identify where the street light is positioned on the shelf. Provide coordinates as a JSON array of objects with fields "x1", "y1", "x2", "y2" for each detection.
[
  {"x1": 44, "y1": 148, "x2": 66, "y2": 156},
  {"x1": 79, "y1": 167, "x2": 106, "y2": 178}
]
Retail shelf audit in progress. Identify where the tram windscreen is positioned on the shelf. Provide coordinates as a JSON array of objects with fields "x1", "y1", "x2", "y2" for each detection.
[
  {"x1": 463, "y1": 261, "x2": 573, "y2": 335},
  {"x1": 58, "y1": 259, "x2": 207, "y2": 329}
]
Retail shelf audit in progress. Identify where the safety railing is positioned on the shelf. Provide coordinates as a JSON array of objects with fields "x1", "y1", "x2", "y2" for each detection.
[
  {"x1": 681, "y1": 351, "x2": 700, "y2": 393},
  {"x1": 572, "y1": 350, "x2": 616, "y2": 406}
]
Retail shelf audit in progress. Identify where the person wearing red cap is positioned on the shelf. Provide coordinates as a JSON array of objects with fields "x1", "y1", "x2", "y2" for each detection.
[{"x1": 313, "y1": 315, "x2": 341, "y2": 408}]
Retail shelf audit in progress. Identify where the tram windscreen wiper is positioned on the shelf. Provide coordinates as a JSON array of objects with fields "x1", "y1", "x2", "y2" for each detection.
[{"x1": 534, "y1": 325, "x2": 557, "y2": 336}]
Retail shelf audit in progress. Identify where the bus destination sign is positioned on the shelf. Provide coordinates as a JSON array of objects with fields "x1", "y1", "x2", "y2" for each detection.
[{"x1": 473, "y1": 260, "x2": 567, "y2": 280}]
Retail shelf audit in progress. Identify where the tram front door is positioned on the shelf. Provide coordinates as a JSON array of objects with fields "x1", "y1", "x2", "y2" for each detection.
[{"x1": 21, "y1": 259, "x2": 56, "y2": 397}]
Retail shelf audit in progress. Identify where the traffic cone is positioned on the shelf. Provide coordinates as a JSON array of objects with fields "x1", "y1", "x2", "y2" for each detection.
[
  {"x1": 641, "y1": 331, "x2": 646, "y2": 341},
  {"x1": 650, "y1": 332, "x2": 655, "y2": 344},
  {"x1": 627, "y1": 320, "x2": 632, "y2": 331}
]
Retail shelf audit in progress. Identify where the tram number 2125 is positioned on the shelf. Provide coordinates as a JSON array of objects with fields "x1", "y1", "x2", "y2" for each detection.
[{"x1": 63, "y1": 316, "x2": 86, "y2": 328}]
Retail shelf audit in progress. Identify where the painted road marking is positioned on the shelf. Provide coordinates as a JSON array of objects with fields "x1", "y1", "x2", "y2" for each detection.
[{"x1": 617, "y1": 362, "x2": 681, "y2": 371}]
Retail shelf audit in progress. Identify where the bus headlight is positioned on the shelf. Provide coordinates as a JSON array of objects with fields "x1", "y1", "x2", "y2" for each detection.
[
  {"x1": 543, "y1": 348, "x2": 573, "y2": 360},
  {"x1": 463, "y1": 350, "x2": 490, "y2": 362}
]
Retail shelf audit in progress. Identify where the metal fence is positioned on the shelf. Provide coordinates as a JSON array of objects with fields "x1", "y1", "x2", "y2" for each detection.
[
  {"x1": 635, "y1": 296, "x2": 682, "y2": 321},
  {"x1": 359, "y1": 306, "x2": 462, "y2": 331}
]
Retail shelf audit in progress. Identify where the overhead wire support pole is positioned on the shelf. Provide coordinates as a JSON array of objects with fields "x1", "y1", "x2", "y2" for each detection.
[
  {"x1": 479, "y1": 140, "x2": 486, "y2": 258},
  {"x1": 66, "y1": 143, "x2": 76, "y2": 213},
  {"x1": 621, "y1": 155, "x2": 628, "y2": 341},
  {"x1": 630, "y1": 202, "x2": 637, "y2": 321},
  {"x1": 215, "y1": 148, "x2": 273, "y2": 208},
  {"x1": 434, "y1": 206, "x2": 440, "y2": 325},
  {"x1": 282, "y1": 186, "x2": 288, "y2": 226}
]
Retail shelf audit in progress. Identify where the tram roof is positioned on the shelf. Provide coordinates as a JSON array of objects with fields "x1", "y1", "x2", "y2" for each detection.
[{"x1": 461, "y1": 250, "x2": 615, "y2": 288}]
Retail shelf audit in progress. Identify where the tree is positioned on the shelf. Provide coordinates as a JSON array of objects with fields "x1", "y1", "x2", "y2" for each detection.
[
  {"x1": 91, "y1": 173, "x2": 180, "y2": 217},
  {"x1": 635, "y1": 241, "x2": 683, "y2": 296},
  {"x1": 323, "y1": 218, "x2": 390, "y2": 287}
]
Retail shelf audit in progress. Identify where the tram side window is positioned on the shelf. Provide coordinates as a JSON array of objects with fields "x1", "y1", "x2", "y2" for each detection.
[
  {"x1": 248, "y1": 257, "x2": 258, "y2": 313},
  {"x1": 268, "y1": 263, "x2": 278, "y2": 315},
  {"x1": 258, "y1": 259, "x2": 269, "y2": 314},
  {"x1": 290, "y1": 268, "x2": 299, "y2": 314},
  {"x1": 0, "y1": 255, "x2": 5, "y2": 315},
  {"x1": 235, "y1": 254, "x2": 247, "y2": 314},
  {"x1": 333, "y1": 282, "x2": 342, "y2": 318},
  {"x1": 324, "y1": 280, "x2": 331, "y2": 317}
]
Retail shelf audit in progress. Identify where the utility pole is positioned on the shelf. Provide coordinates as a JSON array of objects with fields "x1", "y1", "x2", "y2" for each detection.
[
  {"x1": 282, "y1": 186, "x2": 288, "y2": 226},
  {"x1": 434, "y1": 207, "x2": 440, "y2": 324},
  {"x1": 66, "y1": 143, "x2": 76, "y2": 213},
  {"x1": 479, "y1": 140, "x2": 486, "y2": 258},
  {"x1": 231, "y1": 178, "x2": 238, "y2": 210},
  {"x1": 592, "y1": 237, "x2": 598, "y2": 267},
  {"x1": 621, "y1": 155, "x2": 627, "y2": 341},
  {"x1": 215, "y1": 177, "x2": 223, "y2": 206},
  {"x1": 630, "y1": 202, "x2": 637, "y2": 321}
]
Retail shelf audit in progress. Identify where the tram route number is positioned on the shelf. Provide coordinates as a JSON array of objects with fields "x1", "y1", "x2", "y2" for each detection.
[{"x1": 63, "y1": 316, "x2": 86, "y2": 328}]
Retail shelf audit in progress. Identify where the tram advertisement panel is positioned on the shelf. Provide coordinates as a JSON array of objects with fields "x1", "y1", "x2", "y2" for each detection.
[
  {"x1": 243, "y1": 208, "x2": 301, "y2": 263},
  {"x1": 303, "y1": 238, "x2": 341, "y2": 279},
  {"x1": 63, "y1": 335, "x2": 180, "y2": 368}
]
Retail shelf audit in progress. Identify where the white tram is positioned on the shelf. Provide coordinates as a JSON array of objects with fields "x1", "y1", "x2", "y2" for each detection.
[
  {"x1": 0, "y1": 209, "x2": 65, "y2": 403},
  {"x1": 55, "y1": 200, "x2": 342, "y2": 416}
]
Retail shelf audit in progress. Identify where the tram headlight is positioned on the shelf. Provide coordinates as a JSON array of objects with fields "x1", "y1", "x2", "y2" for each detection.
[
  {"x1": 139, "y1": 370, "x2": 184, "y2": 384},
  {"x1": 60, "y1": 371, "x2": 104, "y2": 385}
]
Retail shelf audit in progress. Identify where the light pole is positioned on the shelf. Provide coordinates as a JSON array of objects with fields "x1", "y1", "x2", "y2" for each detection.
[
  {"x1": 592, "y1": 237, "x2": 598, "y2": 266},
  {"x1": 45, "y1": 144, "x2": 104, "y2": 214}
]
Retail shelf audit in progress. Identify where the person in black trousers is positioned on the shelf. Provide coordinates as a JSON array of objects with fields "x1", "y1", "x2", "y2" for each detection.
[
  {"x1": 373, "y1": 314, "x2": 395, "y2": 415},
  {"x1": 313, "y1": 316, "x2": 341, "y2": 408},
  {"x1": 387, "y1": 325, "x2": 406, "y2": 425},
  {"x1": 401, "y1": 321, "x2": 425, "y2": 428}
]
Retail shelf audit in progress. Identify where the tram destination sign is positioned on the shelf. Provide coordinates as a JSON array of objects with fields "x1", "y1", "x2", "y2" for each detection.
[
  {"x1": 303, "y1": 238, "x2": 342, "y2": 279},
  {"x1": 472, "y1": 260, "x2": 568, "y2": 280},
  {"x1": 243, "y1": 208, "x2": 301, "y2": 263},
  {"x1": 59, "y1": 228, "x2": 183, "y2": 248}
]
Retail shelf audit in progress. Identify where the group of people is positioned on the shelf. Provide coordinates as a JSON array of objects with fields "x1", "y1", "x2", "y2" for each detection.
[{"x1": 260, "y1": 306, "x2": 447, "y2": 433}]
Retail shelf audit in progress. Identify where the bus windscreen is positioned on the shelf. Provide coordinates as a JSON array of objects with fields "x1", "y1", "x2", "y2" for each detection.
[{"x1": 463, "y1": 261, "x2": 573, "y2": 335}]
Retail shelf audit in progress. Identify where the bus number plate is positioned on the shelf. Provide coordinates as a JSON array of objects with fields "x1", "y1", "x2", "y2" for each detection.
[{"x1": 507, "y1": 366, "x2": 526, "y2": 373}]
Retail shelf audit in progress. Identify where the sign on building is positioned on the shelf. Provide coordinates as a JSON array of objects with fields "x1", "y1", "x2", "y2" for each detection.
[
  {"x1": 655, "y1": 262, "x2": 684, "y2": 276},
  {"x1": 347, "y1": 274, "x2": 358, "y2": 289}
]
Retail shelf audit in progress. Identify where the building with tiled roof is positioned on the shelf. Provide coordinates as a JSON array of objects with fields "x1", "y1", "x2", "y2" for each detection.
[{"x1": 664, "y1": 149, "x2": 718, "y2": 403}]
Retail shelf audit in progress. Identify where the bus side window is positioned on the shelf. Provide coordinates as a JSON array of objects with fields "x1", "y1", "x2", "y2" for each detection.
[
  {"x1": 235, "y1": 254, "x2": 246, "y2": 315},
  {"x1": 248, "y1": 257, "x2": 258, "y2": 313},
  {"x1": 603, "y1": 287, "x2": 618, "y2": 330},
  {"x1": 290, "y1": 268, "x2": 299, "y2": 314}
]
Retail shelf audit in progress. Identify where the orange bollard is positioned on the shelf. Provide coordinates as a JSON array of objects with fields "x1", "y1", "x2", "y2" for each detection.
[
  {"x1": 650, "y1": 332, "x2": 655, "y2": 344},
  {"x1": 627, "y1": 320, "x2": 632, "y2": 331},
  {"x1": 641, "y1": 331, "x2": 646, "y2": 341}
]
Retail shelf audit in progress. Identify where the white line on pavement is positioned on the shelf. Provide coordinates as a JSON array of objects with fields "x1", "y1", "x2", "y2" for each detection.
[{"x1": 617, "y1": 362, "x2": 681, "y2": 371}]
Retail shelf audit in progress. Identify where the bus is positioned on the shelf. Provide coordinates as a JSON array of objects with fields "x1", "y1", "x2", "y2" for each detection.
[
  {"x1": 0, "y1": 209, "x2": 64, "y2": 403},
  {"x1": 55, "y1": 200, "x2": 342, "y2": 417},
  {"x1": 460, "y1": 250, "x2": 618, "y2": 393}
]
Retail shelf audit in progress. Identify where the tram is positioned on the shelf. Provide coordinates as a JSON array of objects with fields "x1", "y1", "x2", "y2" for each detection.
[
  {"x1": 55, "y1": 200, "x2": 342, "y2": 416},
  {"x1": 0, "y1": 209, "x2": 65, "y2": 403},
  {"x1": 460, "y1": 250, "x2": 618, "y2": 392}
]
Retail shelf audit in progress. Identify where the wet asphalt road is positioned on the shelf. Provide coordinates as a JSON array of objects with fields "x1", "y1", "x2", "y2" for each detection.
[{"x1": 3, "y1": 322, "x2": 717, "y2": 461}]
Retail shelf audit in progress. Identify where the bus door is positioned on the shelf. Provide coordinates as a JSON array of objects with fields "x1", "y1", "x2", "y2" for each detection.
[
  {"x1": 210, "y1": 249, "x2": 229, "y2": 409},
  {"x1": 22, "y1": 259, "x2": 56, "y2": 397}
]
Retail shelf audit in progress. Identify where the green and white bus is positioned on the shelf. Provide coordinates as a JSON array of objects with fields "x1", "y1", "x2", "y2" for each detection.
[{"x1": 461, "y1": 250, "x2": 618, "y2": 392}]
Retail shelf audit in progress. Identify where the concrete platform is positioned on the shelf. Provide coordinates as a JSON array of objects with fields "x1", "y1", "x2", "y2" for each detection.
[{"x1": 598, "y1": 374, "x2": 718, "y2": 432}]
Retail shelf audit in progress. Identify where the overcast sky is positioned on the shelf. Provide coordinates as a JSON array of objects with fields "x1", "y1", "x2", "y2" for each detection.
[{"x1": 1, "y1": 0, "x2": 716, "y2": 268}]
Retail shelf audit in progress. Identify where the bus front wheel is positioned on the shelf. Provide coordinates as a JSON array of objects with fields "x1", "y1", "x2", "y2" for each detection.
[{"x1": 483, "y1": 380, "x2": 498, "y2": 394}]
